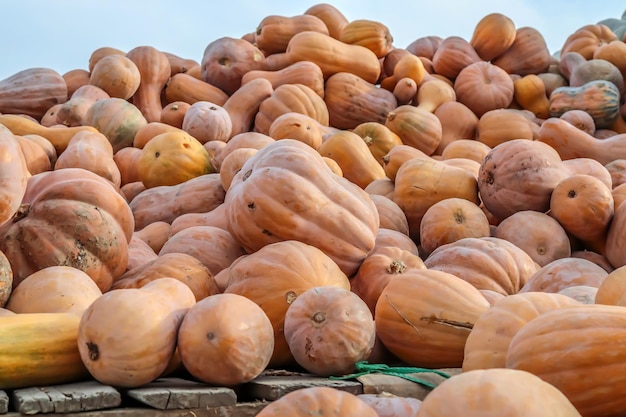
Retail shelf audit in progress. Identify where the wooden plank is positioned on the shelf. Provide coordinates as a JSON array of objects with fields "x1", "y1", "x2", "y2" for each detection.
[
  {"x1": 0, "y1": 390, "x2": 8, "y2": 414},
  {"x1": 2, "y1": 402, "x2": 269, "y2": 417},
  {"x1": 243, "y1": 374, "x2": 363, "y2": 401},
  {"x1": 356, "y1": 368, "x2": 463, "y2": 400},
  {"x1": 125, "y1": 378, "x2": 237, "y2": 410},
  {"x1": 11, "y1": 381, "x2": 121, "y2": 415}
]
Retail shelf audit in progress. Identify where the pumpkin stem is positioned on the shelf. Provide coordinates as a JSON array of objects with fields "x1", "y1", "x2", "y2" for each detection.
[
  {"x1": 311, "y1": 311, "x2": 327, "y2": 325},
  {"x1": 387, "y1": 259, "x2": 406, "y2": 274},
  {"x1": 12, "y1": 204, "x2": 30, "y2": 222}
]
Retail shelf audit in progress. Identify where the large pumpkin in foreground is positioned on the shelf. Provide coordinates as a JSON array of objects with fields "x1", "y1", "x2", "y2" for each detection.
[
  {"x1": 0, "y1": 168, "x2": 134, "y2": 292},
  {"x1": 224, "y1": 139, "x2": 379, "y2": 276}
]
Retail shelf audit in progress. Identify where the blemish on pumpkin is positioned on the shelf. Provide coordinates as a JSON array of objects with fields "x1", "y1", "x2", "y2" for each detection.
[
  {"x1": 567, "y1": 189, "x2": 577, "y2": 198},
  {"x1": 286, "y1": 291, "x2": 297, "y2": 304},
  {"x1": 247, "y1": 202, "x2": 255, "y2": 210},
  {"x1": 386, "y1": 296, "x2": 423, "y2": 339},
  {"x1": 155, "y1": 151, "x2": 160, "y2": 158},
  {"x1": 86, "y1": 342, "x2": 100, "y2": 361},
  {"x1": 206, "y1": 332, "x2": 215, "y2": 341},
  {"x1": 453, "y1": 209, "x2": 465, "y2": 224},
  {"x1": 242, "y1": 169, "x2": 252, "y2": 181},
  {"x1": 262, "y1": 229, "x2": 272, "y2": 236},
  {"x1": 218, "y1": 57, "x2": 231, "y2": 67}
]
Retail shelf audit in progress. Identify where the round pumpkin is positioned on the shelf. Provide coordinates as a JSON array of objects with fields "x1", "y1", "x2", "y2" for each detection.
[
  {"x1": 178, "y1": 293, "x2": 274, "y2": 386},
  {"x1": 137, "y1": 130, "x2": 215, "y2": 189},
  {"x1": 284, "y1": 286, "x2": 375, "y2": 377}
]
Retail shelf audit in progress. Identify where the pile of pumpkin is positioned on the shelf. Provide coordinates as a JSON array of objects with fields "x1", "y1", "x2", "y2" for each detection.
[{"x1": 3, "y1": 3, "x2": 626, "y2": 416}]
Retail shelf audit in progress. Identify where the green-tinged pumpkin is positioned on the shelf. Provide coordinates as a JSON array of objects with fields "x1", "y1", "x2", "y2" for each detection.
[
  {"x1": 0, "y1": 313, "x2": 90, "y2": 389},
  {"x1": 549, "y1": 79, "x2": 621, "y2": 129}
]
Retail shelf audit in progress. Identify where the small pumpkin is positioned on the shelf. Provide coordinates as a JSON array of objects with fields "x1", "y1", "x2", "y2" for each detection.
[{"x1": 88, "y1": 54, "x2": 141, "y2": 100}]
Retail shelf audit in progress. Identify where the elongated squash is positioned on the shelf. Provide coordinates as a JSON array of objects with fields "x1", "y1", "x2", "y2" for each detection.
[{"x1": 0, "y1": 313, "x2": 89, "y2": 389}]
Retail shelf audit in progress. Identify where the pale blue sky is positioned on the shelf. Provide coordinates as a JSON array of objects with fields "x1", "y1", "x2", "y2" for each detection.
[{"x1": 1, "y1": 1, "x2": 625, "y2": 81}]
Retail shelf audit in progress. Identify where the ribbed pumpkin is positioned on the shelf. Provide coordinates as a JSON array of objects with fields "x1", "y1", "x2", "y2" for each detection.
[
  {"x1": 88, "y1": 54, "x2": 141, "y2": 100},
  {"x1": 0, "y1": 168, "x2": 134, "y2": 292},
  {"x1": 224, "y1": 139, "x2": 379, "y2": 277},
  {"x1": 491, "y1": 26, "x2": 552, "y2": 75},
  {"x1": 0, "y1": 67, "x2": 68, "y2": 120},
  {"x1": 462, "y1": 291, "x2": 581, "y2": 371},
  {"x1": 0, "y1": 125, "x2": 29, "y2": 227},
  {"x1": 385, "y1": 105, "x2": 442, "y2": 155},
  {"x1": 506, "y1": 304, "x2": 626, "y2": 417},
  {"x1": 469, "y1": 12, "x2": 517, "y2": 61},
  {"x1": 519, "y1": 257, "x2": 609, "y2": 294},
  {"x1": 424, "y1": 236, "x2": 540, "y2": 295},
  {"x1": 375, "y1": 270, "x2": 490, "y2": 368},
  {"x1": 222, "y1": 240, "x2": 350, "y2": 368},
  {"x1": 454, "y1": 61, "x2": 514, "y2": 118}
]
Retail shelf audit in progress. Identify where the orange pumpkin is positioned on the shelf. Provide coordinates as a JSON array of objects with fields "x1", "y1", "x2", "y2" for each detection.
[
  {"x1": 0, "y1": 67, "x2": 68, "y2": 120},
  {"x1": 491, "y1": 27, "x2": 552, "y2": 75},
  {"x1": 519, "y1": 257, "x2": 609, "y2": 293},
  {"x1": 88, "y1": 54, "x2": 141, "y2": 100},
  {"x1": 454, "y1": 61, "x2": 514, "y2": 118},
  {"x1": 255, "y1": 14, "x2": 329, "y2": 55},
  {"x1": 0, "y1": 126, "x2": 30, "y2": 226},
  {"x1": 560, "y1": 23, "x2": 618, "y2": 59},
  {"x1": 470, "y1": 13, "x2": 516, "y2": 61},
  {"x1": 126, "y1": 46, "x2": 171, "y2": 123},
  {"x1": 385, "y1": 105, "x2": 442, "y2": 155},
  {"x1": 431, "y1": 36, "x2": 481, "y2": 80}
]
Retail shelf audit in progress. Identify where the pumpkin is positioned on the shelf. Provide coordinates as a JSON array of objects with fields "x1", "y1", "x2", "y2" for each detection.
[
  {"x1": 513, "y1": 74, "x2": 551, "y2": 119},
  {"x1": 324, "y1": 71, "x2": 398, "y2": 130},
  {"x1": 0, "y1": 126, "x2": 29, "y2": 226},
  {"x1": 0, "y1": 312, "x2": 90, "y2": 389},
  {"x1": 78, "y1": 278, "x2": 196, "y2": 388},
  {"x1": 431, "y1": 36, "x2": 481, "y2": 80},
  {"x1": 374, "y1": 228, "x2": 419, "y2": 255},
  {"x1": 476, "y1": 108, "x2": 535, "y2": 148},
  {"x1": 125, "y1": 235, "x2": 157, "y2": 272},
  {"x1": 284, "y1": 286, "x2": 375, "y2": 376},
  {"x1": 425, "y1": 236, "x2": 540, "y2": 295},
  {"x1": 440, "y1": 139, "x2": 490, "y2": 163},
  {"x1": 255, "y1": 14, "x2": 329, "y2": 55},
  {"x1": 178, "y1": 293, "x2": 274, "y2": 386},
  {"x1": 550, "y1": 174, "x2": 614, "y2": 254},
  {"x1": 88, "y1": 54, "x2": 141, "y2": 100},
  {"x1": 130, "y1": 173, "x2": 225, "y2": 230},
  {"x1": 241, "y1": 60, "x2": 325, "y2": 97},
  {"x1": 160, "y1": 101, "x2": 190, "y2": 128},
  {"x1": 83, "y1": 97, "x2": 148, "y2": 153},
  {"x1": 137, "y1": 130, "x2": 215, "y2": 189},
  {"x1": 222, "y1": 240, "x2": 350, "y2": 368},
  {"x1": 506, "y1": 304, "x2": 626, "y2": 417},
  {"x1": 560, "y1": 109, "x2": 596, "y2": 135},
  {"x1": 351, "y1": 121, "x2": 403, "y2": 167},
  {"x1": 339, "y1": 19, "x2": 393, "y2": 58},
  {"x1": 200, "y1": 37, "x2": 267, "y2": 96},
  {"x1": 350, "y1": 246, "x2": 426, "y2": 315},
  {"x1": 158, "y1": 225, "x2": 245, "y2": 276},
  {"x1": 303, "y1": 3, "x2": 349, "y2": 39},
  {"x1": 392, "y1": 156, "x2": 479, "y2": 241},
  {"x1": 0, "y1": 67, "x2": 68, "y2": 120},
  {"x1": 419, "y1": 197, "x2": 491, "y2": 256},
  {"x1": 181, "y1": 101, "x2": 232, "y2": 144},
  {"x1": 606, "y1": 201, "x2": 626, "y2": 268},
  {"x1": 384, "y1": 105, "x2": 443, "y2": 155},
  {"x1": 491, "y1": 26, "x2": 552, "y2": 75},
  {"x1": 133, "y1": 221, "x2": 171, "y2": 254},
  {"x1": 549, "y1": 79, "x2": 621, "y2": 129},
  {"x1": 477, "y1": 138, "x2": 570, "y2": 221},
  {"x1": 594, "y1": 39, "x2": 626, "y2": 82},
  {"x1": 256, "y1": 386, "x2": 379, "y2": 417},
  {"x1": 56, "y1": 84, "x2": 110, "y2": 127},
  {"x1": 369, "y1": 194, "x2": 410, "y2": 235},
  {"x1": 317, "y1": 130, "x2": 386, "y2": 189},
  {"x1": 595, "y1": 264, "x2": 626, "y2": 306},
  {"x1": 62, "y1": 68, "x2": 90, "y2": 99},
  {"x1": 112, "y1": 251, "x2": 219, "y2": 301},
  {"x1": 163, "y1": 51, "x2": 200, "y2": 76},
  {"x1": 88, "y1": 46, "x2": 125, "y2": 72},
  {"x1": 268, "y1": 112, "x2": 330, "y2": 149},
  {"x1": 126, "y1": 45, "x2": 171, "y2": 122},
  {"x1": 375, "y1": 270, "x2": 491, "y2": 368},
  {"x1": 285, "y1": 30, "x2": 381, "y2": 83},
  {"x1": 462, "y1": 291, "x2": 580, "y2": 371},
  {"x1": 133, "y1": 121, "x2": 184, "y2": 149},
  {"x1": 357, "y1": 393, "x2": 422, "y2": 417},
  {"x1": 380, "y1": 53, "x2": 427, "y2": 92},
  {"x1": 219, "y1": 147, "x2": 259, "y2": 191},
  {"x1": 54, "y1": 130, "x2": 121, "y2": 188},
  {"x1": 418, "y1": 368, "x2": 582, "y2": 417},
  {"x1": 538, "y1": 117, "x2": 626, "y2": 166},
  {"x1": 405, "y1": 35, "x2": 443, "y2": 60},
  {"x1": 163, "y1": 73, "x2": 229, "y2": 107},
  {"x1": 0, "y1": 251, "x2": 12, "y2": 308},
  {"x1": 223, "y1": 78, "x2": 274, "y2": 139},
  {"x1": 519, "y1": 257, "x2": 609, "y2": 293},
  {"x1": 560, "y1": 23, "x2": 618, "y2": 59},
  {"x1": 6, "y1": 265, "x2": 102, "y2": 316},
  {"x1": 415, "y1": 78, "x2": 457, "y2": 113},
  {"x1": 0, "y1": 168, "x2": 134, "y2": 292},
  {"x1": 454, "y1": 61, "x2": 514, "y2": 118},
  {"x1": 568, "y1": 58, "x2": 624, "y2": 95},
  {"x1": 113, "y1": 146, "x2": 142, "y2": 186},
  {"x1": 470, "y1": 12, "x2": 516, "y2": 61},
  {"x1": 494, "y1": 210, "x2": 571, "y2": 266},
  {"x1": 392, "y1": 76, "x2": 418, "y2": 105},
  {"x1": 224, "y1": 139, "x2": 379, "y2": 277},
  {"x1": 433, "y1": 102, "x2": 479, "y2": 154},
  {"x1": 557, "y1": 285, "x2": 598, "y2": 304},
  {"x1": 214, "y1": 132, "x2": 275, "y2": 169}
]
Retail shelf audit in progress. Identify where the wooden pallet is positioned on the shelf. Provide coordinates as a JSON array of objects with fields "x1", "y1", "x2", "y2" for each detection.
[{"x1": 0, "y1": 368, "x2": 460, "y2": 416}]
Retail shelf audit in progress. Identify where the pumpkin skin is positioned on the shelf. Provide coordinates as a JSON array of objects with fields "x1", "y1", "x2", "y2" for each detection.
[
  {"x1": 0, "y1": 251, "x2": 12, "y2": 308},
  {"x1": 137, "y1": 130, "x2": 215, "y2": 189},
  {"x1": 375, "y1": 270, "x2": 491, "y2": 368},
  {"x1": 476, "y1": 108, "x2": 535, "y2": 148},
  {"x1": 357, "y1": 393, "x2": 422, "y2": 417},
  {"x1": 560, "y1": 23, "x2": 618, "y2": 60},
  {"x1": 6, "y1": 266, "x2": 102, "y2": 316},
  {"x1": 491, "y1": 26, "x2": 552, "y2": 76},
  {"x1": 88, "y1": 54, "x2": 141, "y2": 100},
  {"x1": 419, "y1": 197, "x2": 491, "y2": 256},
  {"x1": 0, "y1": 125, "x2": 29, "y2": 227},
  {"x1": 519, "y1": 257, "x2": 609, "y2": 294},
  {"x1": 256, "y1": 386, "x2": 379, "y2": 417},
  {"x1": 454, "y1": 61, "x2": 515, "y2": 118},
  {"x1": 224, "y1": 139, "x2": 379, "y2": 277},
  {"x1": 223, "y1": 240, "x2": 350, "y2": 368},
  {"x1": 595, "y1": 265, "x2": 626, "y2": 306},
  {"x1": 606, "y1": 201, "x2": 626, "y2": 269},
  {"x1": 374, "y1": 228, "x2": 420, "y2": 255},
  {"x1": 351, "y1": 121, "x2": 403, "y2": 167},
  {"x1": 350, "y1": 246, "x2": 426, "y2": 316},
  {"x1": 338, "y1": 19, "x2": 393, "y2": 59},
  {"x1": 494, "y1": 210, "x2": 571, "y2": 267},
  {"x1": 418, "y1": 368, "x2": 582, "y2": 417},
  {"x1": 384, "y1": 105, "x2": 443, "y2": 155},
  {"x1": 112, "y1": 252, "x2": 219, "y2": 301},
  {"x1": 223, "y1": 78, "x2": 274, "y2": 139},
  {"x1": 549, "y1": 80, "x2": 621, "y2": 129},
  {"x1": 513, "y1": 74, "x2": 551, "y2": 119},
  {"x1": 163, "y1": 73, "x2": 229, "y2": 107},
  {"x1": 178, "y1": 293, "x2": 274, "y2": 386},
  {"x1": 0, "y1": 168, "x2": 134, "y2": 292},
  {"x1": 424, "y1": 236, "x2": 540, "y2": 296},
  {"x1": 462, "y1": 292, "x2": 581, "y2": 372},
  {"x1": 304, "y1": 3, "x2": 349, "y2": 39},
  {"x1": 369, "y1": 194, "x2": 410, "y2": 235},
  {"x1": 160, "y1": 101, "x2": 190, "y2": 128},
  {"x1": 181, "y1": 101, "x2": 232, "y2": 144},
  {"x1": 431, "y1": 36, "x2": 481, "y2": 80},
  {"x1": 255, "y1": 14, "x2": 329, "y2": 55},
  {"x1": 78, "y1": 278, "x2": 196, "y2": 388},
  {"x1": 0, "y1": 312, "x2": 90, "y2": 390},
  {"x1": 434, "y1": 102, "x2": 480, "y2": 155},
  {"x1": 477, "y1": 138, "x2": 569, "y2": 221},
  {"x1": 0, "y1": 67, "x2": 68, "y2": 120},
  {"x1": 126, "y1": 45, "x2": 171, "y2": 123},
  {"x1": 242, "y1": 61, "x2": 325, "y2": 98},
  {"x1": 56, "y1": 84, "x2": 110, "y2": 127},
  {"x1": 506, "y1": 304, "x2": 626, "y2": 417},
  {"x1": 284, "y1": 286, "x2": 376, "y2": 377},
  {"x1": 470, "y1": 12, "x2": 516, "y2": 61}
]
